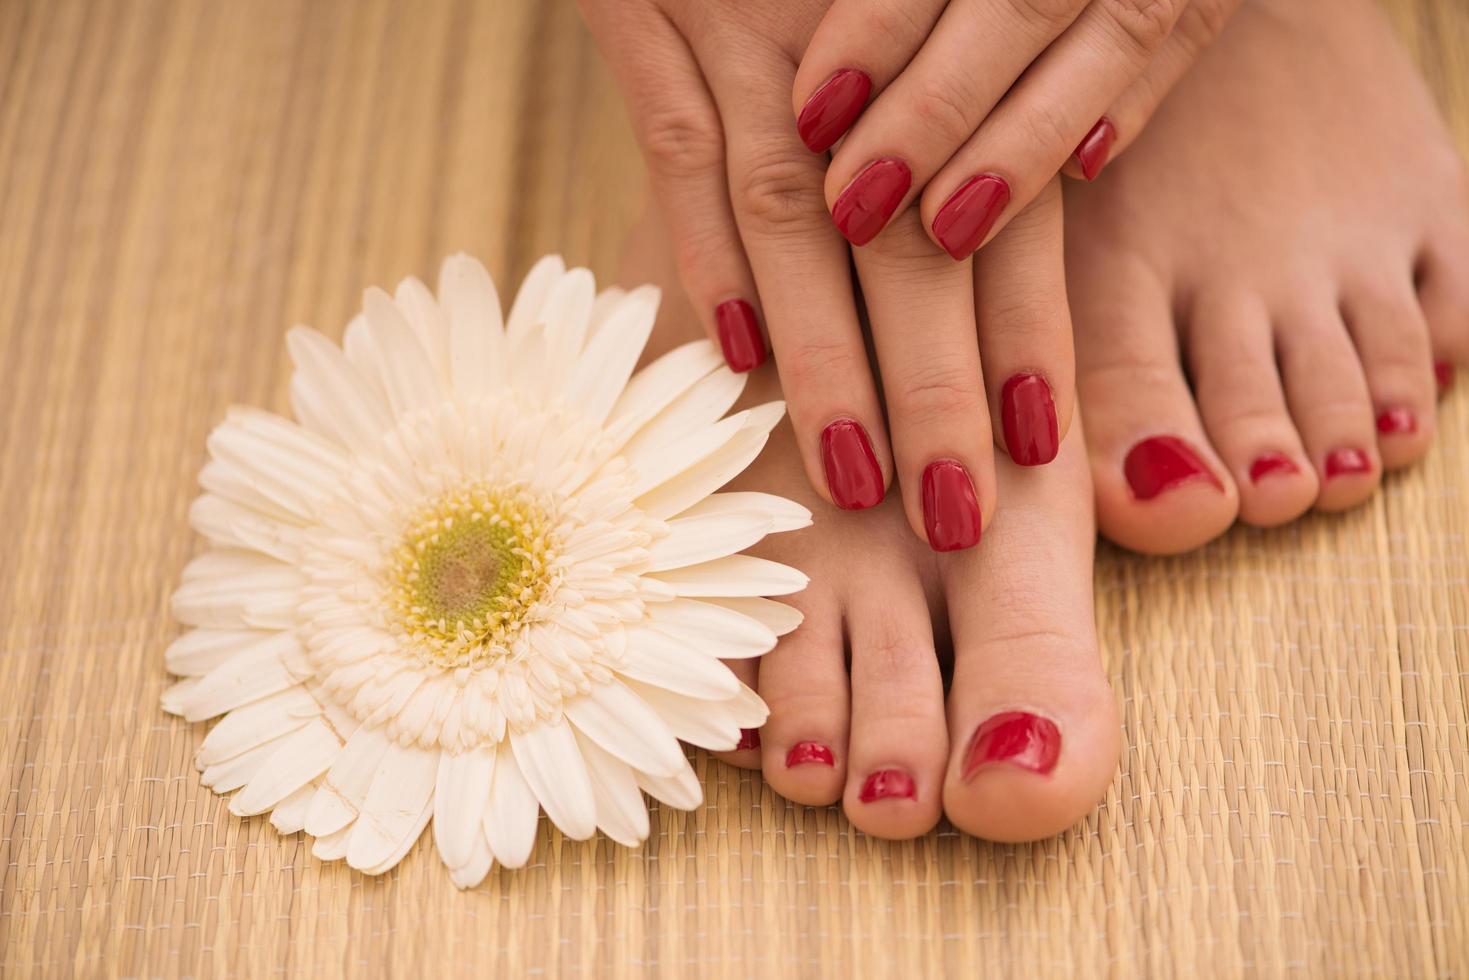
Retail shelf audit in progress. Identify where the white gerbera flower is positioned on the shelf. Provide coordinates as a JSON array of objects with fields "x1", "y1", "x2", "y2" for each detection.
[{"x1": 163, "y1": 254, "x2": 808, "y2": 887}]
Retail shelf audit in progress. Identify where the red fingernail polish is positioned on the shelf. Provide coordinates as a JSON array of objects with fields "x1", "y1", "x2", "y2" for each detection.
[
  {"x1": 786, "y1": 741, "x2": 834, "y2": 767},
  {"x1": 858, "y1": 769, "x2": 917, "y2": 803},
  {"x1": 1001, "y1": 373, "x2": 1059, "y2": 466},
  {"x1": 714, "y1": 299, "x2": 767, "y2": 373},
  {"x1": 797, "y1": 68, "x2": 872, "y2": 154},
  {"x1": 931, "y1": 173, "x2": 1011, "y2": 260},
  {"x1": 921, "y1": 459, "x2": 981, "y2": 552},
  {"x1": 1249, "y1": 452, "x2": 1300, "y2": 483},
  {"x1": 1123, "y1": 436, "x2": 1223, "y2": 501},
  {"x1": 1325, "y1": 447, "x2": 1373, "y2": 478},
  {"x1": 820, "y1": 419, "x2": 885, "y2": 510},
  {"x1": 1375, "y1": 407, "x2": 1417, "y2": 435},
  {"x1": 962, "y1": 711, "x2": 1061, "y2": 780},
  {"x1": 737, "y1": 728, "x2": 761, "y2": 751},
  {"x1": 1435, "y1": 361, "x2": 1454, "y2": 390},
  {"x1": 832, "y1": 157, "x2": 911, "y2": 246},
  {"x1": 1073, "y1": 117, "x2": 1116, "y2": 181}
]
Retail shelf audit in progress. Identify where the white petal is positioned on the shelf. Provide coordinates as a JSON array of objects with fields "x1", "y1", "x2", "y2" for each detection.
[
  {"x1": 164, "y1": 628, "x2": 274, "y2": 677},
  {"x1": 361, "y1": 287, "x2": 444, "y2": 416},
  {"x1": 646, "y1": 509, "x2": 774, "y2": 572},
  {"x1": 634, "y1": 401, "x2": 786, "y2": 519},
  {"x1": 608, "y1": 341, "x2": 723, "y2": 435},
  {"x1": 197, "y1": 687, "x2": 320, "y2": 765},
  {"x1": 439, "y1": 253, "x2": 506, "y2": 395},
  {"x1": 623, "y1": 412, "x2": 747, "y2": 501},
  {"x1": 649, "y1": 555, "x2": 808, "y2": 598},
  {"x1": 575, "y1": 735, "x2": 651, "y2": 848},
  {"x1": 644, "y1": 598, "x2": 777, "y2": 660},
  {"x1": 270, "y1": 783, "x2": 316, "y2": 834},
  {"x1": 563, "y1": 682, "x2": 687, "y2": 778},
  {"x1": 706, "y1": 597, "x2": 804, "y2": 637},
  {"x1": 484, "y1": 744, "x2": 540, "y2": 868},
  {"x1": 393, "y1": 276, "x2": 450, "y2": 378},
  {"x1": 677, "y1": 490, "x2": 812, "y2": 534},
  {"x1": 311, "y1": 825, "x2": 352, "y2": 861},
  {"x1": 539, "y1": 267, "x2": 596, "y2": 383},
  {"x1": 205, "y1": 414, "x2": 341, "y2": 519},
  {"x1": 189, "y1": 494, "x2": 302, "y2": 563},
  {"x1": 346, "y1": 743, "x2": 438, "y2": 872},
  {"x1": 617, "y1": 626, "x2": 741, "y2": 699},
  {"x1": 505, "y1": 255, "x2": 565, "y2": 343},
  {"x1": 510, "y1": 720, "x2": 597, "y2": 841},
  {"x1": 170, "y1": 552, "x2": 305, "y2": 629},
  {"x1": 627, "y1": 682, "x2": 757, "y2": 751},
  {"x1": 306, "y1": 726, "x2": 391, "y2": 837},
  {"x1": 635, "y1": 764, "x2": 703, "y2": 811},
  {"x1": 619, "y1": 367, "x2": 744, "y2": 456},
  {"x1": 448, "y1": 832, "x2": 495, "y2": 890},
  {"x1": 173, "y1": 633, "x2": 307, "y2": 722},
  {"x1": 201, "y1": 733, "x2": 290, "y2": 792},
  {"x1": 361, "y1": 800, "x2": 433, "y2": 875},
  {"x1": 285, "y1": 326, "x2": 393, "y2": 454},
  {"x1": 433, "y1": 745, "x2": 496, "y2": 870},
  {"x1": 564, "y1": 286, "x2": 657, "y2": 424},
  {"x1": 230, "y1": 720, "x2": 341, "y2": 816}
]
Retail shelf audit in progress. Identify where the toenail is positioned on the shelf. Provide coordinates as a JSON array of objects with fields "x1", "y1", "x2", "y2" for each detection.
[
  {"x1": 921, "y1": 459, "x2": 982, "y2": 552},
  {"x1": 1249, "y1": 452, "x2": 1300, "y2": 483},
  {"x1": 820, "y1": 419, "x2": 885, "y2": 510},
  {"x1": 1375, "y1": 407, "x2": 1418, "y2": 435},
  {"x1": 931, "y1": 173, "x2": 1011, "y2": 261},
  {"x1": 713, "y1": 299, "x2": 767, "y2": 373},
  {"x1": 1073, "y1": 117, "x2": 1116, "y2": 181},
  {"x1": 1123, "y1": 436, "x2": 1223, "y2": 501},
  {"x1": 785, "y1": 741, "x2": 835, "y2": 768},
  {"x1": 962, "y1": 712, "x2": 1061, "y2": 780},
  {"x1": 1325, "y1": 447, "x2": 1373, "y2": 478},
  {"x1": 1001, "y1": 373, "x2": 1059, "y2": 466},
  {"x1": 1434, "y1": 361, "x2": 1454, "y2": 391},
  {"x1": 858, "y1": 769, "x2": 917, "y2": 803},
  {"x1": 832, "y1": 157, "x2": 912, "y2": 246},
  {"x1": 737, "y1": 728, "x2": 762, "y2": 751},
  {"x1": 796, "y1": 68, "x2": 873, "y2": 154}
]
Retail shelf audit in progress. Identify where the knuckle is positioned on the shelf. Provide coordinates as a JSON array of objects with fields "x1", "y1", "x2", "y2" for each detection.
[
  {"x1": 783, "y1": 333, "x2": 862, "y2": 386},
  {"x1": 1100, "y1": 0, "x2": 1182, "y2": 53},
  {"x1": 1004, "y1": 0, "x2": 1086, "y2": 34},
  {"x1": 1017, "y1": 97, "x2": 1075, "y2": 157},
  {"x1": 892, "y1": 365, "x2": 983, "y2": 424},
  {"x1": 1171, "y1": 0, "x2": 1236, "y2": 50},
  {"x1": 908, "y1": 76, "x2": 980, "y2": 144},
  {"x1": 736, "y1": 151, "x2": 827, "y2": 234},
  {"x1": 862, "y1": 0, "x2": 931, "y2": 44},
  {"x1": 638, "y1": 107, "x2": 725, "y2": 178}
]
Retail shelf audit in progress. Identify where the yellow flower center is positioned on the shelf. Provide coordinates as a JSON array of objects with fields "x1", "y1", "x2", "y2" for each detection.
[{"x1": 388, "y1": 483, "x2": 556, "y2": 668}]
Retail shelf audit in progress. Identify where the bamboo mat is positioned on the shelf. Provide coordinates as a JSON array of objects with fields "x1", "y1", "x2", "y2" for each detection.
[{"x1": 2, "y1": 0, "x2": 1467, "y2": 976}]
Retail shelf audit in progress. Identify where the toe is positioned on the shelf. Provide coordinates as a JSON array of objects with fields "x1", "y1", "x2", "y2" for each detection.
[
  {"x1": 757, "y1": 588, "x2": 848, "y2": 806},
  {"x1": 1341, "y1": 275, "x2": 1437, "y2": 470},
  {"x1": 1416, "y1": 235, "x2": 1469, "y2": 395},
  {"x1": 940, "y1": 422, "x2": 1120, "y2": 842}
]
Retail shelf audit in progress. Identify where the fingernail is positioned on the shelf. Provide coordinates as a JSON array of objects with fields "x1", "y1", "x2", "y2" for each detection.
[
  {"x1": 1248, "y1": 452, "x2": 1300, "y2": 483},
  {"x1": 1001, "y1": 373, "x2": 1059, "y2": 466},
  {"x1": 821, "y1": 418, "x2": 885, "y2": 510},
  {"x1": 714, "y1": 299, "x2": 767, "y2": 373},
  {"x1": 858, "y1": 768, "x2": 917, "y2": 803},
  {"x1": 1073, "y1": 117, "x2": 1116, "y2": 181},
  {"x1": 931, "y1": 173, "x2": 1011, "y2": 260},
  {"x1": 1375, "y1": 407, "x2": 1417, "y2": 435},
  {"x1": 921, "y1": 459, "x2": 982, "y2": 552},
  {"x1": 962, "y1": 711, "x2": 1061, "y2": 780},
  {"x1": 832, "y1": 157, "x2": 911, "y2": 246},
  {"x1": 1325, "y1": 447, "x2": 1373, "y2": 478},
  {"x1": 796, "y1": 68, "x2": 872, "y2": 153},
  {"x1": 737, "y1": 728, "x2": 761, "y2": 751},
  {"x1": 1434, "y1": 361, "x2": 1454, "y2": 391},
  {"x1": 785, "y1": 741, "x2": 835, "y2": 767},
  {"x1": 1123, "y1": 436, "x2": 1223, "y2": 501}
]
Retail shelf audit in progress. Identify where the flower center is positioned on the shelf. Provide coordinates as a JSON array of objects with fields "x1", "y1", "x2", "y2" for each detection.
[{"x1": 388, "y1": 483, "x2": 556, "y2": 668}]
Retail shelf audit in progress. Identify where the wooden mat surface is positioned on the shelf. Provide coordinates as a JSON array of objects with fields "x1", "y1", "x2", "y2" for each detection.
[{"x1": 3, "y1": 0, "x2": 1468, "y2": 975}]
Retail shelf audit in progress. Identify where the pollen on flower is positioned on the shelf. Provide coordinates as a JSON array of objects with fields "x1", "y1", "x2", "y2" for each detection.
[{"x1": 387, "y1": 483, "x2": 558, "y2": 668}]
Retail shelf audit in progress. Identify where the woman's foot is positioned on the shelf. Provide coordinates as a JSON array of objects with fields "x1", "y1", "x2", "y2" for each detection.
[
  {"x1": 1066, "y1": 0, "x2": 1469, "y2": 554},
  {"x1": 622, "y1": 210, "x2": 1120, "y2": 841}
]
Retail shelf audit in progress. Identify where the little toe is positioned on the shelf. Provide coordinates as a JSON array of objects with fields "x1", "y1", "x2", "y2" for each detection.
[
  {"x1": 1341, "y1": 276, "x2": 1437, "y2": 470},
  {"x1": 1416, "y1": 236, "x2": 1469, "y2": 396},
  {"x1": 757, "y1": 588, "x2": 848, "y2": 806}
]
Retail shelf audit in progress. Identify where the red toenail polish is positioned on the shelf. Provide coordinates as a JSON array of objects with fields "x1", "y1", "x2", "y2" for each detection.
[
  {"x1": 832, "y1": 157, "x2": 911, "y2": 246},
  {"x1": 921, "y1": 459, "x2": 982, "y2": 552},
  {"x1": 714, "y1": 299, "x2": 767, "y2": 373},
  {"x1": 1375, "y1": 407, "x2": 1417, "y2": 435},
  {"x1": 931, "y1": 174, "x2": 1011, "y2": 261},
  {"x1": 962, "y1": 712, "x2": 1061, "y2": 780},
  {"x1": 786, "y1": 741, "x2": 835, "y2": 768},
  {"x1": 1434, "y1": 361, "x2": 1454, "y2": 391},
  {"x1": 859, "y1": 769, "x2": 917, "y2": 803},
  {"x1": 796, "y1": 68, "x2": 872, "y2": 154},
  {"x1": 1073, "y1": 117, "x2": 1116, "y2": 181},
  {"x1": 1123, "y1": 436, "x2": 1223, "y2": 501},
  {"x1": 1249, "y1": 452, "x2": 1300, "y2": 483},
  {"x1": 1001, "y1": 373, "x2": 1059, "y2": 466},
  {"x1": 821, "y1": 418, "x2": 885, "y2": 510},
  {"x1": 1326, "y1": 447, "x2": 1373, "y2": 478},
  {"x1": 737, "y1": 728, "x2": 762, "y2": 751}
]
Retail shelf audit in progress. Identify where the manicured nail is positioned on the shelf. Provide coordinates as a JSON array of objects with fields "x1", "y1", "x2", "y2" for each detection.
[
  {"x1": 931, "y1": 173, "x2": 1011, "y2": 260},
  {"x1": 786, "y1": 741, "x2": 835, "y2": 767},
  {"x1": 962, "y1": 711, "x2": 1061, "y2": 780},
  {"x1": 1375, "y1": 407, "x2": 1417, "y2": 435},
  {"x1": 714, "y1": 299, "x2": 767, "y2": 373},
  {"x1": 832, "y1": 157, "x2": 912, "y2": 246},
  {"x1": 1073, "y1": 117, "x2": 1116, "y2": 181},
  {"x1": 1123, "y1": 436, "x2": 1223, "y2": 501},
  {"x1": 797, "y1": 68, "x2": 872, "y2": 153},
  {"x1": 820, "y1": 418, "x2": 885, "y2": 510},
  {"x1": 1325, "y1": 447, "x2": 1373, "y2": 478},
  {"x1": 1248, "y1": 452, "x2": 1300, "y2": 483},
  {"x1": 1001, "y1": 373, "x2": 1059, "y2": 466},
  {"x1": 858, "y1": 769, "x2": 917, "y2": 803},
  {"x1": 737, "y1": 728, "x2": 761, "y2": 751},
  {"x1": 1434, "y1": 361, "x2": 1454, "y2": 391},
  {"x1": 921, "y1": 459, "x2": 981, "y2": 552}
]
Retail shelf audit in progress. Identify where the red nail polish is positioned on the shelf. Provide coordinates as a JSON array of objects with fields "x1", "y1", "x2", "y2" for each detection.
[
  {"x1": 714, "y1": 299, "x2": 767, "y2": 373},
  {"x1": 832, "y1": 157, "x2": 911, "y2": 246},
  {"x1": 796, "y1": 68, "x2": 872, "y2": 153},
  {"x1": 785, "y1": 741, "x2": 834, "y2": 767},
  {"x1": 858, "y1": 769, "x2": 916, "y2": 803},
  {"x1": 962, "y1": 711, "x2": 1061, "y2": 780},
  {"x1": 737, "y1": 728, "x2": 761, "y2": 751},
  {"x1": 1073, "y1": 118, "x2": 1116, "y2": 181},
  {"x1": 921, "y1": 459, "x2": 981, "y2": 552},
  {"x1": 930, "y1": 173, "x2": 1011, "y2": 260},
  {"x1": 820, "y1": 419, "x2": 885, "y2": 510},
  {"x1": 1001, "y1": 373, "x2": 1059, "y2": 466},
  {"x1": 1434, "y1": 361, "x2": 1454, "y2": 391},
  {"x1": 1123, "y1": 436, "x2": 1223, "y2": 501},
  {"x1": 1375, "y1": 407, "x2": 1417, "y2": 435},
  {"x1": 1248, "y1": 452, "x2": 1300, "y2": 483},
  {"x1": 1325, "y1": 447, "x2": 1372, "y2": 478}
]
